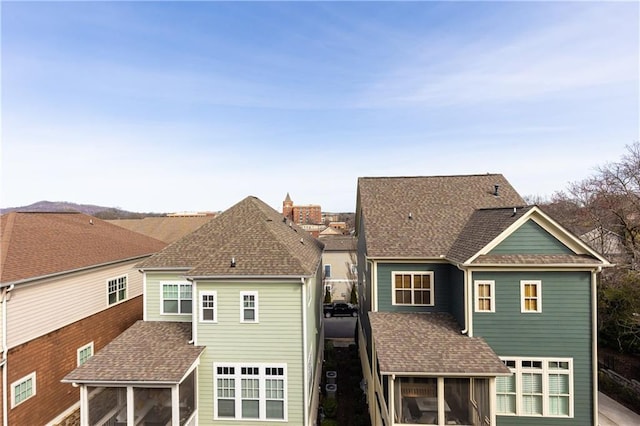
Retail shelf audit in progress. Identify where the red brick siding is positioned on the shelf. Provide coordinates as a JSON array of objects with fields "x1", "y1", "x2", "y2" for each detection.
[{"x1": 1, "y1": 296, "x2": 142, "y2": 425}]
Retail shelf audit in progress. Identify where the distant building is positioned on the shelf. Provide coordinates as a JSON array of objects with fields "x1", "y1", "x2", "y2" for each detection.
[{"x1": 282, "y1": 193, "x2": 322, "y2": 225}]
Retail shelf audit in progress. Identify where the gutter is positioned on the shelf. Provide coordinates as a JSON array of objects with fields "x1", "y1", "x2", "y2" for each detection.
[{"x1": 592, "y1": 266, "x2": 601, "y2": 426}]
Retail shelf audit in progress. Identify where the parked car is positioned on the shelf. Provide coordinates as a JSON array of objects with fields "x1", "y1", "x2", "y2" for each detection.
[{"x1": 324, "y1": 301, "x2": 358, "y2": 318}]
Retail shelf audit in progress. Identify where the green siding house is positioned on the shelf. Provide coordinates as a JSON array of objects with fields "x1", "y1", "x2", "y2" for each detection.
[
  {"x1": 355, "y1": 175, "x2": 610, "y2": 426},
  {"x1": 63, "y1": 196, "x2": 325, "y2": 426}
]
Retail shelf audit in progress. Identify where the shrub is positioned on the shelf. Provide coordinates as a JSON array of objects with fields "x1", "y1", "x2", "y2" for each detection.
[{"x1": 323, "y1": 398, "x2": 338, "y2": 418}]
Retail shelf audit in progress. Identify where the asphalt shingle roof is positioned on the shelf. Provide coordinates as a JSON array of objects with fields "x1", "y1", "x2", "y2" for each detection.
[
  {"x1": 63, "y1": 321, "x2": 204, "y2": 383},
  {"x1": 137, "y1": 196, "x2": 324, "y2": 277},
  {"x1": 108, "y1": 216, "x2": 216, "y2": 243},
  {"x1": 0, "y1": 212, "x2": 167, "y2": 284},
  {"x1": 369, "y1": 312, "x2": 510, "y2": 375},
  {"x1": 319, "y1": 235, "x2": 356, "y2": 251},
  {"x1": 357, "y1": 175, "x2": 525, "y2": 258}
]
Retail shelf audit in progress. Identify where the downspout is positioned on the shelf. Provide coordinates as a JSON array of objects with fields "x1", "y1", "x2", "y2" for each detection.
[
  {"x1": 301, "y1": 277, "x2": 309, "y2": 426},
  {"x1": 456, "y1": 265, "x2": 471, "y2": 335},
  {"x1": 592, "y1": 266, "x2": 601, "y2": 426},
  {"x1": 2, "y1": 284, "x2": 15, "y2": 426}
]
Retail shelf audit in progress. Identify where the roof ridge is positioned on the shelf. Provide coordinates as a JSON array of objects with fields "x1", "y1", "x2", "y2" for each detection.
[{"x1": 359, "y1": 173, "x2": 504, "y2": 180}]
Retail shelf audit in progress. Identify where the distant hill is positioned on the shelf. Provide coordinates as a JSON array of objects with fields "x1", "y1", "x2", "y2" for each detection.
[{"x1": 0, "y1": 201, "x2": 165, "y2": 220}]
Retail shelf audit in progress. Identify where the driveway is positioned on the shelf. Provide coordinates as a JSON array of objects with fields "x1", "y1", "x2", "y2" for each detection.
[{"x1": 599, "y1": 392, "x2": 640, "y2": 425}]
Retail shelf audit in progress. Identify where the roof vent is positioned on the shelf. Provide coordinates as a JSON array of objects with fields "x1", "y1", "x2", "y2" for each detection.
[
  {"x1": 230, "y1": 257, "x2": 236, "y2": 268},
  {"x1": 300, "y1": 238, "x2": 304, "y2": 244},
  {"x1": 408, "y1": 212, "x2": 413, "y2": 220},
  {"x1": 493, "y1": 184, "x2": 500, "y2": 196},
  {"x1": 512, "y1": 207, "x2": 517, "y2": 217}
]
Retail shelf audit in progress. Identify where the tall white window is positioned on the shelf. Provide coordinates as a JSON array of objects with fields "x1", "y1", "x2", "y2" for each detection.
[
  {"x1": 107, "y1": 275, "x2": 127, "y2": 305},
  {"x1": 200, "y1": 291, "x2": 217, "y2": 322},
  {"x1": 392, "y1": 271, "x2": 434, "y2": 306},
  {"x1": 474, "y1": 280, "x2": 495, "y2": 312},
  {"x1": 497, "y1": 357, "x2": 573, "y2": 417},
  {"x1": 240, "y1": 291, "x2": 258, "y2": 323},
  {"x1": 521, "y1": 280, "x2": 542, "y2": 313},
  {"x1": 162, "y1": 282, "x2": 192, "y2": 314},
  {"x1": 11, "y1": 372, "x2": 36, "y2": 408},
  {"x1": 324, "y1": 264, "x2": 332, "y2": 278},
  {"x1": 77, "y1": 342, "x2": 94, "y2": 366},
  {"x1": 214, "y1": 363, "x2": 287, "y2": 421}
]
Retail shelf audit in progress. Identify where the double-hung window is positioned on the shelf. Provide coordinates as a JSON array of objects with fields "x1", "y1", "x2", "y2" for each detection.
[
  {"x1": 392, "y1": 271, "x2": 434, "y2": 306},
  {"x1": 162, "y1": 282, "x2": 192, "y2": 314},
  {"x1": 240, "y1": 291, "x2": 258, "y2": 323},
  {"x1": 521, "y1": 280, "x2": 542, "y2": 313},
  {"x1": 200, "y1": 291, "x2": 217, "y2": 322},
  {"x1": 11, "y1": 372, "x2": 36, "y2": 408},
  {"x1": 77, "y1": 342, "x2": 94, "y2": 366},
  {"x1": 497, "y1": 357, "x2": 572, "y2": 417},
  {"x1": 107, "y1": 275, "x2": 127, "y2": 305},
  {"x1": 474, "y1": 280, "x2": 495, "y2": 312},
  {"x1": 214, "y1": 363, "x2": 287, "y2": 421}
]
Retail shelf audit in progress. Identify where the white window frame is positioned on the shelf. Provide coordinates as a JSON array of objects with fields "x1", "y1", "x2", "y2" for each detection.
[
  {"x1": 11, "y1": 372, "x2": 36, "y2": 408},
  {"x1": 497, "y1": 357, "x2": 573, "y2": 418},
  {"x1": 240, "y1": 291, "x2": 259, "y2": 323},
  {"x1": 391, "y1": 271, "x2": 435, "y2": 306},
  {"x1": 213, "y1": 363, "x2": 287, "y2": 421},
  {"x1": 474, "y1": 280, "x2": 495, "y2": 312},
  {"x1": 521, "y1": 280, "x2": 542, "y2": 313},
  {"x1": 107, "y1": 275, "x2": 127, "y2": 305},
  {"x1": 324, "y1": 264, "x2": 332, "y2": 278},
  {"x1": 77, "y1": 342, "x2": 94, "y2": 366},
  {"x1": 161, "y1": 281, "x2": 192, "y2": 315},
  {"x1": 200, "y1": 291, "x2": 218, "y2": 323}
]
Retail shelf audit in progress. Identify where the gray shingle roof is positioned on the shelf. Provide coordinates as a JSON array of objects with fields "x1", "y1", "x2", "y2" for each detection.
[
  {"x1": 357, "y1": 175, "x2": 525, "y2": 258},
  {"x1": 63, "y1": 321, "x2": 205, "y2": 384},
  {"x1": 369, "y1": 312, "x2": 510, "y2": 375},
  {"x1": 108, "y1": 216, "x2": 216, "y2": 243},
  {"x1": 319, "y1": 235, "x2": 356, "y2": 251},
  {"x1": 137, "y1": 196, "x2": 324, "y2": 277},
  {"x1": 447, "y1": 206, "x2": 532, "y2": 263}
]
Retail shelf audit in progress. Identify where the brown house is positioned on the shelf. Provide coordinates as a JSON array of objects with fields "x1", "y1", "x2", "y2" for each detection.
[{"x1": 0, "y1": 212, "x2": 166, "y2": 425}]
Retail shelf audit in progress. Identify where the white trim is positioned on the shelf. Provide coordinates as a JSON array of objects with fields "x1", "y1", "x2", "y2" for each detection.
[
  {"x1": 199, "y1": 290, "x2": 218, "y2": 323},
  {"x1": 160, "y1": 281, "x2": 192, "y2": 315},
  {"x1": 77, "y1": 341, "x2": 94, "y2": 366},
  {"x1": 520, "y1": 280, "x2": 542, "y2": 313},
  {"x1": 240, "y1": 291, "x2": 259, "y2": 323},
  {"x1": 474, "y1": 280, "x2": 495, "y2": 313},
  {"x1": 142, "y1": 272, "x2": 148, "y2": 321},
  {"x1": 106, "y1": 274, "x2": 128, "y2": 306},
  {"x1": 391, "y1": 271, "x2": 435, "y2": 306},
  {"x1": 497, "y1": 356, "x2": 574, "y2": 418},
  {"x1": 11, "y1": 371, "x2": 36, "y2": 408},
  {"x1": 213, "y1": 362, "x2": 288, "y2": 421}
]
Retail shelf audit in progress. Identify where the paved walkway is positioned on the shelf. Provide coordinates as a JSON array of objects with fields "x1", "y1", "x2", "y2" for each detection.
[{"x1": 599, "y1": 392, "x2": 640, "y2": 425}]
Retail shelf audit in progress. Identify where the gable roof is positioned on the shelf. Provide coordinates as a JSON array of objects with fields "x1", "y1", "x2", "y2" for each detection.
[
  {"x1": 320, "y1": 235, "x2": 356, "y2": 251},
  {"x1": 0, "y1": 212, "x2": 167, "y2": 284},
  {"x1": 357, "y1": 174, "x2": 525, "y2": 258},
  {"x1": 369, "y1": 312, "x2": 510, "y2": 375},
  {"x1": 108, "y1": 216, "x2": 216, "y2": 243},
  {"x1": 62, "y1": 321, "x2": 204, "y2": 384},
  {"x1": 138, "y1": 196, "x2": 324, "y2": 278}
]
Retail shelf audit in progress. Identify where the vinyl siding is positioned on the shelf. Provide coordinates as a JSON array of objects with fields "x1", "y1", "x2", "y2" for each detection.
[
  {"x1": 490, "y1": 220, "x2": 574, "y2": 254},
  {"x1": 144, "y1": 272, "x2": 192, "y2": 322},
  {"x1": 7, "y1": 260, "x2": 145, "y2": 348},
  {"x1": 195, "y1": 280, "x2": 305, "y2": 425},
  {"x1": 376, "y1": 262, "x2": 455, "y2": 314},
  {"x1": 473, "y1": 271, "x2": 593, "y2": 426}
]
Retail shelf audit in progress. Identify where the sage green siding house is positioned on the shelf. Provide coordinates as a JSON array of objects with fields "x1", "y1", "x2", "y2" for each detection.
[
  {"x1": 355, "y1": 175, "x2": 610, "y2": 426},
  {"x1": 64, "y1": 196, "x2": 325, "y2": 426}
]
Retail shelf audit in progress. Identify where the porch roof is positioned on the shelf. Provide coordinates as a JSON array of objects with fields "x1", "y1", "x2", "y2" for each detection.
[
  {"x1": 63, "y1": 321, "x2": 205, "y2": 384},
  {"x1": 369, "y1": 312, "x2": 510, "y2": 376}
]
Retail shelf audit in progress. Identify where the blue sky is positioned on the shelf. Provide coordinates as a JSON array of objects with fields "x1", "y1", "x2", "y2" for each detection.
[{"x1": 2, "y1": 1, "x2": 638, "y2": 213}]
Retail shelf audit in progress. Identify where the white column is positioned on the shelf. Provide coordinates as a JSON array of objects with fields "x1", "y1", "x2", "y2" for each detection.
[
  {"x1": 172, "y1": 385, "x2": 180, "y2": 425},
  {"x1": 127, "y1": 386, "x2": 134, "y2": 425},
  {"x1": 79, "y1": 385, "x2": 89, "y2": 426},
  {"x1": 438, "y1": 378, "x2": 445, "y2": 426}
]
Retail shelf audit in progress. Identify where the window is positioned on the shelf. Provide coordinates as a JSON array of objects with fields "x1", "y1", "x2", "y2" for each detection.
[
  {"x1": 521, "y1": 280, "x2": 542, "y2": 313},
  {"x1": 200, "y1": 291, "x2": 217, "y2": 322},
  {"x1": 497, "y1": 357, "x2": 573, "y2": 417},
  {"x1": 214, "y1": 363, "x2": 287, "y2": 421},
  {"x1": 392, "y1": 272, "x2": 434, "y2": 306},
  {"x1": 162, "y1": 282, "x2": 192, "y2": 314},
  {"x1": 77, "y1": 342, "x2": 94, "y2": 366},
  {"x1": 324, "y1": 264, "x2": 331, "y2": 278},
  {"x1": 350, "y1": 263, "x2": 357, "y2": 274},
  {"x1": 11, "y1": 372, "x2": 36, "y2": 408},
  {"x1": 107, "y1": 275, "x2": 127, "y2": 305},
  {"x1": 240, "y1": 291, "x2": 258, "y2": 323},
  {"x1": 475, "y1": 280, "x2": 495, "y2": 312}
]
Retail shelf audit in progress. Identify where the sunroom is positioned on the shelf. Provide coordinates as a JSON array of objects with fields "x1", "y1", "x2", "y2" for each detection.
[
  {"x1": 369, "y1": 312, "x2": 511, "y2": 426},
  {"x1": 63, "y1": 321, "x2": 205, "y2": 426}
]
